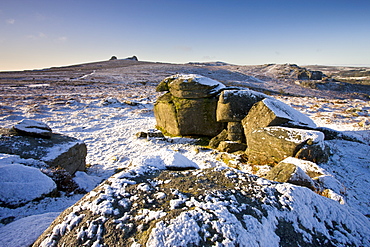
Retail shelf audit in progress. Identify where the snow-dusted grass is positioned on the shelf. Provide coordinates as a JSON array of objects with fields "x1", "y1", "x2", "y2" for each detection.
[{"x1": 0, "y1": 64, "x2": 369, "y2": 246}]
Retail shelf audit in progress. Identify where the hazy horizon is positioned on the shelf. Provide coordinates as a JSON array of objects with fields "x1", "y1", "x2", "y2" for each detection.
[{"x1": 1, "y1": 0, "x2": 370, "y2": 71}]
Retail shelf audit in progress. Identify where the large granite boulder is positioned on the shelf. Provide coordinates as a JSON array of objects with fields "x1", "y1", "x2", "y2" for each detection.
[
  {"x1": 154, "y1": 93, "x2": 224, "y2": 137},
  {"x1": 246, "y1": 126, "x2": 327, "y2": 165},
  {"x1": 157, "y1": 74, "x2": 225, "y2": 98},
  {"x1": 216, "y1": 89, "x2": 266, "y2": 122},
  {"x1": 242, "y1": 98, "x2": 316, "y2": 136},
  {"x1": 0, "y1": 128, "x2": 86, "y2": 175},
  {"x1": 33, "y1": 167, "x2": 370, "y2": 247}
]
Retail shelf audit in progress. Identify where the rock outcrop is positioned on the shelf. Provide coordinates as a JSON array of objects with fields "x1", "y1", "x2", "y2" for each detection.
[
  {"x1": 154, "y1": 74, "x2": 225, "y2": 136},
  {"x1": 33, "y1": 166, "x2": 370, "y2": 247}
]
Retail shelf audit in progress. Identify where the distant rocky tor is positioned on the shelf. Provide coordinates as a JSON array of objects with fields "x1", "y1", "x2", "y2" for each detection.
[{"x1": 0, "y1": 119, "x2": 87, "y2": 207}]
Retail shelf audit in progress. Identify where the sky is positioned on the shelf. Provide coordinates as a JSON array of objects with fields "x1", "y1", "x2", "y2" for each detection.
[{"x1": 1, "y1": 0, "x2": 370, "y2": 71}]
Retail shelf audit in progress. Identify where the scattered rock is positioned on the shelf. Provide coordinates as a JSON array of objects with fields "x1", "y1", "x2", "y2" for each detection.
[
  {"x1": 136, "y1": 130, "x2": 165, "y2": 139},
  {"x1": 246, "y1": 126, "x2": 326, "y2": 165},
  {"x1": 109, "y1": 56, "x2": 117, "y2": 61},
  {"x1": 12, "y1": 119, "x2": 52, "y2": 138}
]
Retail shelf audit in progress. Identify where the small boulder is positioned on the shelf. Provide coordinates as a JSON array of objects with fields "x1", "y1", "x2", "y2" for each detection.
[
  {"x1": 263, "y1": 161, "x2": 315, "y2": 190},
  {"x1": 12, "y1": 119, "x2": 52, "y2": 138},
  {"x1": 246, "y1": 126, "x2": 326, "y2": 165},
  {"x1": 242, "y1": 98, "x2": 316, "y2": 136},
  {"x1": 216, "y1": 89, "x2": 266, "y2": 122},
  {"x1": 227, "y1": 121, "x2": 245, "y2": 142},
  {"x1": 217, "y1": 141, "x2": 247, "y2": 153},
  {"x1": 208, "y1": 129, "x2": 228, "y2": 149}
]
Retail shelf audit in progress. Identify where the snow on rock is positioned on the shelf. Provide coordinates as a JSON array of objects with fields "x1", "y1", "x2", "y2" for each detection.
[
  {"x1": 33, "y1": 167, "x2": 370, "y2": 247},
  {"x1": 0, "y1": 212, "x2": 60, "y2": 247},
  {"x1": 161, "y1": 74, "x2": 226, "y2": 98},
  {"x1": 130, "y1": 149, "x2": 199, "y2": 171},
  {"x1": 262, "y1": 98, "x2": 316, "y2": 128},
  {"x1": 13, "y1": 119, "x2": 52, "y2": 138},
  {"x1": 0, "y1": 161, "x2": 56, "y2": 207},
  {"x1": 73, "y1": 171, "x2": 104, "y2": 192}
]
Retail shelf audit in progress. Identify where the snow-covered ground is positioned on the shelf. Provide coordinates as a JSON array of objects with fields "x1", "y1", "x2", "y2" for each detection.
[{"x1": 0, "y1": 61, "x2": 369, "y2": 246}]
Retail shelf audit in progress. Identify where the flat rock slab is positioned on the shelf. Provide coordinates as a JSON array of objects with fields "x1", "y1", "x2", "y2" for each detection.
[
  {"x1": 0, "y1": 129, "x2": 86, "y2": 174},
  {"x1": 13, "y1": 119, "x2": 52, "y2": 138}
]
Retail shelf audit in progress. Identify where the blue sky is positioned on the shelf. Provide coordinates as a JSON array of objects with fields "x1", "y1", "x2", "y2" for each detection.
[{"x1": 1, "y1": 0, "x2": 370, "y2": 71}]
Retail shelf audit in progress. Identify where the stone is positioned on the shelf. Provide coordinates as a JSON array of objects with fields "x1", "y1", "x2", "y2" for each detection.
[
  {"x1": 264, "y1": 160, "x2": 316, "y2": 190},
  {"x1": 310, "y1": 71, "x2": 323, "y2": 80},
  {"x1": 208, "y1": 129, "x2": 228, "y2": 149},
  {"x1": 154, "y1": 93, "x2": 224, "y2": 137},
  {"x1": 0, "y1": 130, "x2": 86, "y2": 175},
  {"x1": 157, "y1": 74, "x2": 226, "y2": 98},
  {"x1": 33, "y1": 167, "x2": 370, "y2": 247},
  {"x1": 109, "y1": 56, "x2": 117, "y2": 60},
  {"x1": 12, "y1": 119, "x2": 52, "y2": 138},
  {"x1": 246, "y1": 126, "x2": 326, "y2": 165},
  {"x1": 242, "y1": 98, "x2": 316, "y2": 136},
  {"x1": 216, "y1": 89, "x2": 266, "y2": 122},
  {"x1": 227, "y1": 121, "x2": 245, "y2": 142},
  {"x1": 217, "y1": 141, "x2": 247, "y2": 153}
]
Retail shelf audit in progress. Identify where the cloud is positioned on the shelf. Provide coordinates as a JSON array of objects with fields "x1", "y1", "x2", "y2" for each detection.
[
  {"x1": 6, "y1": 19, "x2": 15, "y2": 25},
  {"x1": 26, "y1": 32, "x2": 47, "y2": 40}
]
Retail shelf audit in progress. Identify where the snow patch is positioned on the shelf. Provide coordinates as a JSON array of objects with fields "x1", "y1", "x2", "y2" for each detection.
[{"x1": 0, "y1": 162, "x2": 56, "y2": 206}]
